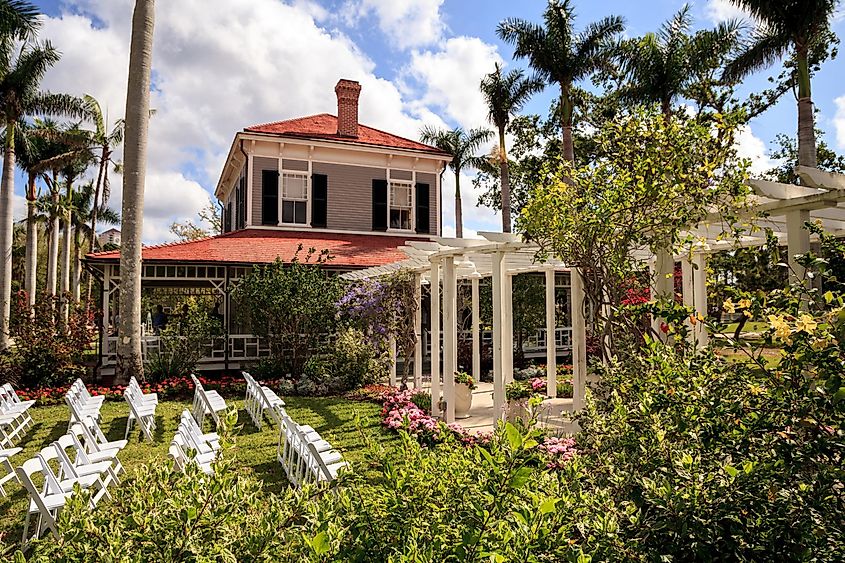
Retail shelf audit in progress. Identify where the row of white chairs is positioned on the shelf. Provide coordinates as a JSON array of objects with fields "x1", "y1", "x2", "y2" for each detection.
[
  {"x1": 169, "y1": 410, "x2": 222, "y2": 475},
  {"x1": 65, "y1": 378, "x2": 104, "y2": 431},
  {"x1": 124, "y1": 376, "x2": 158, "y2": 441},
  {"x1": 1, "y1": 383, "x2": 35, "y2": 448},
  {"x1": 276, "y1": 406, "x2": 347, "y2": 488},
  {"x1": 243, "y1": 371, "x2": 285, "y2": 429},
  {"x1": 17, "y1": 416, "x2": 126, "y2": 544},
  {"x1": 190, "y1": 374, "x2": 227, "y2": 431}
]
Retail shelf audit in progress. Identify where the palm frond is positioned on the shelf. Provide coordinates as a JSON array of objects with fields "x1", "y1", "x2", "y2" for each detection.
[
  {"x1": 722, "y1": 26, "x2": 790, "y2": 83},
  {"x1": 0, "y1": 0, "x2": 40, "y2": 39}
]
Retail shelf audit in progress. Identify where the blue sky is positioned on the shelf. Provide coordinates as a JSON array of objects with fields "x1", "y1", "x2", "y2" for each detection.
[{"x1": 24, "y1": 0, "x2": 845, "y2": 242}]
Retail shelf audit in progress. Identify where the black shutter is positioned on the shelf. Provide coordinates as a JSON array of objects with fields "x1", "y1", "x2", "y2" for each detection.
[
  {"x1": 372, "y1": 179, "x2": 388, "y2": 231},
  {"x1": 224, "y1": 203, "x2": 232, "y2": 232},
  {"x1": 415, "y1": 182, "x2": 430, "y2": 234},
  {"x1": 311, "y1": 173, "x2": 328, "y2": 228},
  {"x1": 261, "y1": 170, "x2": 279, "y2": 225}
]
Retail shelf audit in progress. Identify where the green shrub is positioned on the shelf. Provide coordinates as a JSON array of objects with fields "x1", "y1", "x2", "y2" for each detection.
[
  {"x1": 145, "y1": 301, "x2": 221, "y2": 382},
  {"x1": 331, "y1": 328, "x2": 387, "y2": 390},
  {"x1": 409, "y1": 390, "x2": 431, "y2": 414}
]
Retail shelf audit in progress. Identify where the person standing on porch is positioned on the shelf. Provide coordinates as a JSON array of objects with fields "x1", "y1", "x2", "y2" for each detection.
[{"x1": 152, "y1": 304, "x2": 167, "y2": 334}]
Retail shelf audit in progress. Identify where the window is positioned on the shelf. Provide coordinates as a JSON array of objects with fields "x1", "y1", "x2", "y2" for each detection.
[
  {"x1": 281, "y1": 173, "x2": 308, "y2": 224},
  {"x1": 389, "y1": 181, "x2": 413, "y2": 230}
]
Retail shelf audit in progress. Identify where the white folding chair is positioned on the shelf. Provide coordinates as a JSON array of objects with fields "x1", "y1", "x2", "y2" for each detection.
[
  {"x1": 180, "y1": 410, "x2": 220, "y2": 451},
  {"x1": 75, "y1": 416, "x2": 128, "y2": 454},
  {"x1": 169, "y1": 432, "x2": 216, "y2": 475},
  {"x1": 0, "y1": 446, "x2": 21, "y2": 496},
  {"x1": 128, "y1": 377, "x2": 158, "y2": 406},
  {"x1": 304, "y1": 441, "x2": 347, "y2": 485},
  {"x1": 17, "y1": 457, "x2": 75, "y2": 543},
  {"x1": 1, "y1": 384, "x2": 34, "y2": 431},
  {"x1": 124, "y1": 388, "x2": 157, "y2": 441},
  {"x1": 190, "y1": 374, "x2": 227, "y2": 430},
  {"x1": 52, "y1": 436, "x2": 118, "y2": 494}
]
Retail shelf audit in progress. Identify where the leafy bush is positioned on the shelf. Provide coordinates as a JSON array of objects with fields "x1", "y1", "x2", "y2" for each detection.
[
  {"x1": 0, "y1": 292, "x2": 95, "y2": 388},
  {"x1": 409, "y1": 389, "x2": 431, "y2": 414},
  {"x1": 144, "y1": 301, "x2": 221, "y2": 382},
  {"x1": 331, "y1": 327, "x2": 387, "y2": 390}
]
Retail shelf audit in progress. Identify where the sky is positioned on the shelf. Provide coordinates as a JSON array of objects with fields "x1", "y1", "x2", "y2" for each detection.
[{"x1": 20, "y1": 0, "x2": 845, "y2": 243}]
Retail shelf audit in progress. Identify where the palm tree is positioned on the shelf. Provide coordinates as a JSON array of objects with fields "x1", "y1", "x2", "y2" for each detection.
[
  {"x1": 59, "y1": 141, "x2": 95, "y2": 318},
  {"x1": 497, "y1": 0, "x2": 624, "y2": 163},
  {"x1": 618, "y1": 6, "x2": 741, "y2": 119},
  {"x1": 12, "y1": 119, "x2": 46, "y2": 304},
  {"x1": 723, "y1": 0, "x2": 839, "y2": 168},
  {"x1": 118, "y1": 0, "x2": 156, "y2": 381},
  {"x1": 480, "y1": 63, "x2": 542, "y2": 233},
  {"x1": 67, "y1": 180, "x2": 119, "y2": 300},
  {"x1": 0, "y1": 0, "x2": 42, "y2": 347},
  {"x1": 83, "y1": 95, "x2": 124, "y2": 255},
  {"x1": 419, "y1": 126, "x2": 492, "y2": 238}
]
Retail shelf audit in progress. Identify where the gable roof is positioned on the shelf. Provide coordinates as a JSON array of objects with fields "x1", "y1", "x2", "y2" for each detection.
[
  {"x1": 85, "y1": 229, "x2": 423, "y2": 269},
  {"x1": 245, "y1": 113, "x2": 450, "y2": 157}
]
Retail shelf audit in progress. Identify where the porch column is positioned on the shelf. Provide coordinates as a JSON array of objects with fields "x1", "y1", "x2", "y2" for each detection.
[
  {"x1": 545, "y1": 268, "x2": 557, "y2": 398},
  {"x1": 491, "y1": 251, "x2": 505, "y2": 420},
  {"x1": 786, "y1": 209, "x2": 811, "y2": 288},
  {"x1": 650, "y1": 247, "x2": 674, "y2": 339},
  {"x1": 571, "y1": 267, "x2": 587, "y2": 410},
  {"x1": 502, "y1": 271, "x2": 514, "y2": 385},
  {"x1": 471, "y1": 276, "x2": 480, "y2": 386},
  {"x1": 442, "y1": 256, "x2": 457, "y2": 423},
  {"x1": 101, "y1": 265, "x2": 111, "y2": 363},
  {"x1": 413, "y1": 272, "x2": 423, "y2": 389},
  {"x1": 389, "y1": 337, "x2": 397, "y2": 387},
  {"x1": 681, "y1": 257, "x2": 695, "y2": 345},
  {"x1": 429, "y1": 258, "x2": 441, "y2": 417},
  {"x1": 692, "y1": 252, "x2": 709, "y2": 347}
]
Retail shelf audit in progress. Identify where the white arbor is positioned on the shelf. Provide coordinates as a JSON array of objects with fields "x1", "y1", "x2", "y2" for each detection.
[{"x1": 342, "y1": 233, "x2": 586, "y2": 424}]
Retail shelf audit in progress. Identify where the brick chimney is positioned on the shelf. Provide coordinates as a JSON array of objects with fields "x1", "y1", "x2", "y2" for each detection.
[{"x1": 335, "y1": 79, "x2": 361, "y2": 138}]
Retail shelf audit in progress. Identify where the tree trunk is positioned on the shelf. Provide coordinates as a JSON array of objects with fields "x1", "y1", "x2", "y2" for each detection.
[
  {"x1": 560, "y1": 87, "x2": 575, "y2": 164},
  {"x1": 117, "y1": 0, "x2": 156, "y2": 382},
  {"x1": 72, "y1": 233, "x2": 81, "y2": 302},
  {"x1": 0, "y1": 124, "x2": 15, "y2": 350},
  {"x1": 86, "y1": 147, "x2": 108, "y2": 305},
  {"x1": 24, "y1": 179, "x2": 38, "y2": 306},
  {"x1": 454, "y1": 169, "x2": 463, "y2": 238},
  {"x1": 499, "y1": 126, "x2": 512, "y2": 233},
  {"x1": 796, "y1": 51, "x2": 817, "y2": 169},
  {"x1": 47, "y1": 190, "x2": 59, "y2": 296},
  {"x1": 61, "y1": 217, "x2": 72, "y2": 322}
]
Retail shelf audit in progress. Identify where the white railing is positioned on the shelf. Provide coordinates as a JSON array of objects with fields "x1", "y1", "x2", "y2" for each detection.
[{"x1": 423, "y1": 327, "x2": 573, "y2": 357}]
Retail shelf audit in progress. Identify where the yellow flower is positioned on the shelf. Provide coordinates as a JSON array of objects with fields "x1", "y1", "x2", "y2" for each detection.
[
  {"x1": 738, "y1": 298, "x2": 752, "y2": 309},
  {"x1": 723, "y1": 299, "x2": 736, "y2": 314},
  {"x1": 795, "y1": 314, "x2": 818, "y2": 334},
  {"x1": 768, "y1": 314, "x2": 792, "y2": 341}
]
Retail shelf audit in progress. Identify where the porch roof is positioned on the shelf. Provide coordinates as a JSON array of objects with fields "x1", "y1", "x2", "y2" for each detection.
[{"x1": 85, "y1": 228, "x2": 429, "y2": 269}]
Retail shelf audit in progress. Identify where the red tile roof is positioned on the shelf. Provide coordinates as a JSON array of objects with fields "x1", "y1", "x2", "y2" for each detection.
[
  {"x1": 86, "y1": 229, "x2": 423, "y2": 269},
  {"x1": 245, "y1": 113, "x2": 450, "y2": 157}
]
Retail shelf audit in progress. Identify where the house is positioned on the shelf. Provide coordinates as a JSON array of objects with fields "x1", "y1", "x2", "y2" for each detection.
[
  {"x1": 97, "y1": 228, "x2": 121, "y2": 247},
  {"x1": 85, "y1": 79, "x2": 451, "y2": 375}
]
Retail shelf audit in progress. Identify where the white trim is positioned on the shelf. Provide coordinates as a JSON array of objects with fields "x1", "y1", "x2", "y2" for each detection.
[
  {"x1": 240, "y1": 224, "x2": 435, "y2": 239},
  {"x1": 245, "y1": 142, "x2": 254, "y2": 228},
  {"x1": 278, "y1": 170, "x2": 310, "y2": 227},
  {"x1": 388, "y1": 179, "x2": 414, "y2": 232}
]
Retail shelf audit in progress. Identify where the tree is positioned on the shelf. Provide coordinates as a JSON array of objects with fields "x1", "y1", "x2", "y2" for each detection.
[
  {"x1": 117, "y1": 0, "x2": 156, "y2": 381},
  {"x1": 519, "y1": 108, "x2": 750, "y2": 356},
  {"x1": 13, "y1": 119, "x2": 48, "y2": 304},
  {"x1": 67, "y1": 180, "x2": 119, "y2": 300},
  {"x1": 0, "y1": 1, "x2": 52, "y2": 347},
  {"x1": 479, "y1": 63, "x2": 542, "y2": 233},
  {"x1": 169, "y1": 198, "x2": 222, "y2": 241},
  {"x1": 497, "y1": 0, "x2": 624, "y2": 163},
  {"x1": 419, "y1": 126, "x2": 491, "y2": 238},
  {"x1": 723, "y1": 0, "x2": 840, "y2": 168},
  {"x1": 617, "y1": 6, "x2": 741, "y2": 119},
  {"x1": 765, "y1": 131, "x2": 845, "y2": 184}
]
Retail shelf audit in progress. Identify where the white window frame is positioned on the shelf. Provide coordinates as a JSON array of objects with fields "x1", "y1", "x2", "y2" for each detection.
[
  {"x1": 388, "y1": 180, "x2": 414, "y2": 232},
  {"x1": 279, "y1": 171, "x2": 310, "y2": 226}
]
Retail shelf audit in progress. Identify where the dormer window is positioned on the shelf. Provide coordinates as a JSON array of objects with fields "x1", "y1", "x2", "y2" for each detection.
[
  {"x1": 281, "y1": 172, "x2": 309, "y2": 225},
  {"x1": 389, "y1": 181, "x2": 413, "y2": 231}
]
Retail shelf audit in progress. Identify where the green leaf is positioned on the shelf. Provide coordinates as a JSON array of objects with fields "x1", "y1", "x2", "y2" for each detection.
[
  {"x1": 724, "y1": 465, "x2": 738, "y2": 479},
  {"x1": 509, "y1": 466, "x2": 532, "y2": 489},
  {"x1": 311, "y1": 531, "x2": 330, "y2": 555},
  {"x1": 504, "y1": 422, "x2": 522, "y2": 450},
  {"x1": 539, "y1": 498, "x2": 559, "y2": 515}
]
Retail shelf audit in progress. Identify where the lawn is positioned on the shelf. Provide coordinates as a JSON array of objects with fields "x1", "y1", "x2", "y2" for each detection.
[{"x1": 0, "y1": 394, "x2": 395, "y2": 552}]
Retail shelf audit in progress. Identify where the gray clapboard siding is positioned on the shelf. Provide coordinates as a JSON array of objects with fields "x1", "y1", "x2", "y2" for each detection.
[
  {"x1": 252, "y1": 157, "x2": 278, "y2": 226},
  {"x1": 312, "y1": 162, "x2": 386, "y2": 232},
  {"x1": 417, "y1": 172, "x2": 438, "y2": 236}
]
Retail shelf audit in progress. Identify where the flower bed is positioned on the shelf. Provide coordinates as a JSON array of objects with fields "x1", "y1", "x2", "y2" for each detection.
[
  {"x1": 15, "y1": 374, "x2": 286, "y2": 407},
  {"x1": 377, "y1": 388, "x2": 577, "y2": 468}
]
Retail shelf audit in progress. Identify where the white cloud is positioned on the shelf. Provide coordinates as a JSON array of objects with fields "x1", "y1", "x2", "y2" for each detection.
[
  {"x1": 834, "y1": 95, "x2": 845, "y2": 150},
  {"x1": 406, "y1": 36, "x2": 502, "y2": 131},
  {"x1": 736, "y1": 124, "x2": 775, "y2": 175},
  {"x1": 440, "y1": 170, "x2": 501, "y2": 238},
  {"x1": 346, "y1": 0, "x2": 446, "y2": 50},
  {"x1": 704, "y1": 0, "x2": 750, "y2": 23},
  {"x1": 40, "y1": 0, "x2": 456, "y2": 243}
]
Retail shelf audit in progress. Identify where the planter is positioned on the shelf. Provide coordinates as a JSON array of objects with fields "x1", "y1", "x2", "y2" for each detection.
[
  {"x1": 506, "y1": 399, "x2": 529, "y2": 424},
  {"x1": 455, "y1": 383, "x2": 473, "y2": 419}
]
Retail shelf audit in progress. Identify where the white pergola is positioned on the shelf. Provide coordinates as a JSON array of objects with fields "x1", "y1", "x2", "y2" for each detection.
[
  {"x1": 343, "y1": 166, "x2": 845, "y2": 425},
  {"x1": 342, "y1": 233, "x2": 586, "y2": 424}
]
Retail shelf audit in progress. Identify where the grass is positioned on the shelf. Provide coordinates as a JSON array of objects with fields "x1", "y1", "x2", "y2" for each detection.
[{"x1": 0, "y1": 394, "x2": 396, "y2": 551}]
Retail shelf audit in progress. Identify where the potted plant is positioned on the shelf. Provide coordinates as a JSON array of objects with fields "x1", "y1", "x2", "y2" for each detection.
[
  {"x1": 505, "y1": 380, "x2": 534, "y2": 423},
  {"x1": 454, "y1": 371, "x2": 476, "y2": 419}
]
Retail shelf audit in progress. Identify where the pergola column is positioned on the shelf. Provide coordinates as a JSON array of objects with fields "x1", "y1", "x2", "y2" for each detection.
[
  {"x1": 545, "y1": 268, "x2": 557, "y2": 398},
  {"x1": 491, "y1": 251, "x2": 505, "y2": 420},
  {"x1": 442, "y1": 256, "x2": 457, "y2": 423},
  {"x1": 413, "y1": 272, "x2": 423, "y2": 389},
  {"x1": 571, "y1": 267, "x2": 587, "y2": 410},
  {"x1": 681, "y1": 253, "x2": 710, "y2": 348},
  {"x1": 471, "y1": 276, "x2": 480, "y2": 385},
  {"x1": 388, "y1": 337, "x2": 397, "y2": 387},
  {"x1": 429, "y1": 258, "x2": 441, "y2": 417},
  {"x1": 650, "y1": 247, "x2": 674, "y2": 338},
  {"x1": 503, "y1": 272, "x2": 514, "y2": 385},
  {"x1": 786, "y1": 209, "x2": 811, "y2": 287}
]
